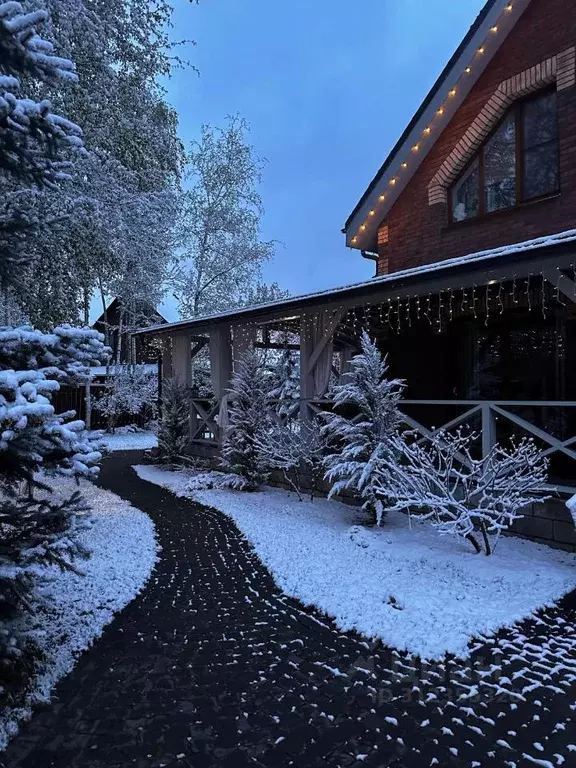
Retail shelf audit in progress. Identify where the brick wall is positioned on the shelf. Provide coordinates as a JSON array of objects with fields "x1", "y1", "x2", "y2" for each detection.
[{"x1": 378, "y1": 0, "x2": 576, "y2": 276}]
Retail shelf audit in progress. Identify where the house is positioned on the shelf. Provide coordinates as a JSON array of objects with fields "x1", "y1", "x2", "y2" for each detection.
[
  {"x1": 93, "y1": 298, "x2": 167, "y2": 366},
  {"x1": 135, "y1": 0, "x2": 576, "y2": 550}
]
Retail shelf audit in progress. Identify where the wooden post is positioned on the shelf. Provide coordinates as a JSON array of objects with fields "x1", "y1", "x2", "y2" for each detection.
[
  {"x1": 481, "y1": 403, "x2": 497, "y2": 458},
  {"x1": 210, "y1": 324, "x2": 233, "y2": 444},
  {"x1": 172, "y1": 334, "x2": 193, "y2": 440},
  {"x1": 162, "y1": 337, "x2": 173, "y2": 380},
  {"x1": 300, "y1": 314, "x2": 315, "y2": 423}
]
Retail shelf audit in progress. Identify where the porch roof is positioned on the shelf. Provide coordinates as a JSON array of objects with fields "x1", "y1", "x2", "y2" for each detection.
[{"x1": 136, "y1": 228, "x2": 576, "y2": 337}]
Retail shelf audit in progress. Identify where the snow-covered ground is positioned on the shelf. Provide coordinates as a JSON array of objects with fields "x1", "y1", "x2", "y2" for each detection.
[
  {"x1": 93, "y1": 426, "x2": 158, "y2": 451},
  {"x1": 0, "y1": 478, "x2": 158, "y2": 750},
  {"x1": 134, "y1": 464, "x2": 576, "y2": 660}
]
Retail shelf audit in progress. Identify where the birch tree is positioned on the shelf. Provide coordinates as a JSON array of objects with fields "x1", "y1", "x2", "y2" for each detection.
[{"x1": 172, "y1": 117, "x2": 278, "y2": 318}]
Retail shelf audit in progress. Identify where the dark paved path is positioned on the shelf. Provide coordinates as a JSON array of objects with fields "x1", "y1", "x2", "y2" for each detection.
[{"x1": 3, "y1": 452, "x2": 576, "y2": 768}]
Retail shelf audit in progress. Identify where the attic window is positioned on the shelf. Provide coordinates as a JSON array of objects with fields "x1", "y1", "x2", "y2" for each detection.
[{"x1": 450, "y1": 90, "x2": 559, "y2": 223}]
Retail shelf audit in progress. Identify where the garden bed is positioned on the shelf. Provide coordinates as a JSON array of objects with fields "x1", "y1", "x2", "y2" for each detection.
[
  {"x1": 134, "y1": 464, "x2": 576, "y2": 660},
  {"x1": 0, "y1": 477, "x2": 158, "y2": 750},
  {"x1": 93, "y1": 426, "x2": 158, "y2": 452}
]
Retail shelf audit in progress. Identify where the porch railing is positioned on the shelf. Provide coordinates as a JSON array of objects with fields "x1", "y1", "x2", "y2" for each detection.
[{"x1": 191, "y1": 397, "x2": 576, "y2": 493}]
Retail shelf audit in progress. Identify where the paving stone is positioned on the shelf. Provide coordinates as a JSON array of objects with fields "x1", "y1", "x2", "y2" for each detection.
[{"x1": 1, "y1": 451, "x2": 575, "y2": 768}]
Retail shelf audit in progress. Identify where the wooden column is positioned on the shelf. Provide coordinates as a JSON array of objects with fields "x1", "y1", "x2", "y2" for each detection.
[
  {"x1": 171, "y1": 334, "x2": 193, "y2": 440},
  {"x1": 172, "y1": 334, "x2": 192, "y2": 385},
  {"x1": 300, "y1": 314, "x2": 315, "y2": 422},
  {"x1": 162, "y1": 337, "x2": 173, "y2": 379},
  {"x1": 210, "y1": 324, "x2": 233, "y2": 444}
]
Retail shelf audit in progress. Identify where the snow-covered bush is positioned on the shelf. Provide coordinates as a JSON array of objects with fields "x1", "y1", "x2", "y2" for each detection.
[
  {"x1": 156, "y1": 377, "x2": 191, "y2": 465},
  {"x1": 256, "y1": 419, "x2": 327, "y2": 500},
  {"x1": 374, "y1": 430, "x2": 550, "y2": 555},
  {"x1": 220, "y1": 349, "x2": 272, "y2": 490},
  {"x1": 95, "y1": 365, "x2": 158, "y2": 431},
  {"x1": 323, "y1": 331, "x2": 405, "y2": 524}
]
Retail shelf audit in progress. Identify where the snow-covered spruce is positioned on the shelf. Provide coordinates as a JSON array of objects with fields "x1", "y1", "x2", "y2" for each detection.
[
  {"x1": 156, "y1": 377, "x2": 192, "y2": 465},
  {"x1": 220, "y1": 349, "x2": 272, "y2": 489},
  {"x1": 373, "y1": 430, "x2": 550, "y2": 555},
  {"x1": 133, "y1": 464, "x2": 576, "y2": 660},
  {"x1": 0, "y1": 477, "x2": 157, "y2": 750},
  {"x1": 323, "y1": 331, "x2": 405, "y2": 525}
]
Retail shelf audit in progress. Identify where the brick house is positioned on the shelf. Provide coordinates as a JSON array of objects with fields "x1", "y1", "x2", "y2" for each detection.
[{"x1": 136, "y1": 0, "x2": 576, "y2": 549}]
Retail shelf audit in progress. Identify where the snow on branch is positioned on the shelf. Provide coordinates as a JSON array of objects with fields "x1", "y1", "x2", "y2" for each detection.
[{"x1": 373, "y1": 430, "x2": 550, "y2": 555}]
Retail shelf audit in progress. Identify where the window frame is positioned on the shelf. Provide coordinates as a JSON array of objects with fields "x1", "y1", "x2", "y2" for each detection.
[{"x1": 448, "y1": 88, "x2": 560, "y2": 225}]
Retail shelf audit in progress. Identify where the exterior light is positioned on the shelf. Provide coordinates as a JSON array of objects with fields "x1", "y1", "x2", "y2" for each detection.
[
  {"x1": 491, "y1": 26, "x2": 498, "y2": 33},
  {"x1": 506, "y1": 3, "x2": 513, "y2": 10},
  {"x1": 424, "y1": 127, "x2": 431, "y2": 135},
  {"x1": 437, "y1": 108, "x2": 444, "y2": 116},
  {"x1": 465, "y1": 67, "x2": 471, "y2": 74},
  {"x1": 390, "y1": 178, "x2": 397, "y2": 186},
  {"x1": 449, "y1": 89, "x2": 457, "y2": 97},
  {"x1": 379, "y1": 194, "x2": 386, "y2": 202},
  {"x1": 412, "y1": 144, "x2": 420, "y2": 152},
  {"x1": 352, "y1": 236, "x2": 358, "y2": 243},
  {"x1": 478, "y1": 46, "x2": 485, "y2": 54},
  {"x1": 360, "y1": 224, "x2": 366, "y2": 231},
  {"x1": 401, "y1": 162, "x2": 408, "y2": 168},
  {"x1": 369, "y1": 210, "x2": 375, "y2": 217}
]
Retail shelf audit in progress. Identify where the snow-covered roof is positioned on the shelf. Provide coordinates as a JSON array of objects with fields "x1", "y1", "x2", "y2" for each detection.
[
  {"x1": 90, "y1": 363, "x2": 157, "y2": 377},
  {"x1": 345, "y1": 0, "x2": 532, "y2": 252},
  {"x1": 134, "y1": 228, "x2": 576, "y2": 337}
]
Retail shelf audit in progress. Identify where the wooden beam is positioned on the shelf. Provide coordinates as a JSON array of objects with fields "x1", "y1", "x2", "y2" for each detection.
[
  {"x1": 307, "y1": 309, "x2": 345, "y2": 375},
  {"x1": 254, "y1": 341, "x2": 300, "y2": 351}
]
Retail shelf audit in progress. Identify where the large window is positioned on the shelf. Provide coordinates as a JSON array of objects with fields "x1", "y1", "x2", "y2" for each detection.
[{"x1": 451, "y1": 90, "x2": 559, "y2": 222}]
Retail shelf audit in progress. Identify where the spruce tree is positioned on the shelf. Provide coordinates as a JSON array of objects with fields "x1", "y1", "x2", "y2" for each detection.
[
  {"x1": 323, "y1": 331, "x2": 405, "y2": 525},
  {"x1": 156, "y1": 377, "x2": 191, "y2": 464},
  {"x1": 221, "y1": 349, "x2": 271, "y2": 489}
]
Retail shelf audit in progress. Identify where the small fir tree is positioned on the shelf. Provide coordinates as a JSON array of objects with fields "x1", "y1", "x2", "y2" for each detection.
[
  {"x1": 156, "y1": 377, "x2": 191, "y2": 464},
  {"x1": 220, "y1": 349, "x2": 271, "y2": 489},
  {"x1": 95, "y1": 364, "x2": 158, "y2": 431},
  {"x1": 323, "y1": 331, "x2": 405, "y2": 525}
]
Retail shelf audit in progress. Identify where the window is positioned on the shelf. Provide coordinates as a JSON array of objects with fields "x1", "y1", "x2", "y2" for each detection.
[{"x1": 451, "y1": 91, "x2": 559, "y2": 222}]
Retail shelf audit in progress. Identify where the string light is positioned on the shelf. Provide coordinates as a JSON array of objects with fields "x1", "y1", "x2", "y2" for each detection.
[
  {"x1": 526, "y1": 273, "x2": 532, "y2": 311},
  {"x1": 461, "y1": 286, "x2": 468, "y2": 313},
  {"x1": 415, "y1": 294, "x2": 421, "y2": 320},
  {"x1": 512, "y1": 274, "x2": 518, "y2": 304},
  {"x1": 396, "y1": 297, "x2": 402, "y2": 332},
  {"x1": 386, "y1": 299, "x2": 393, "y2": 329},
  {"x1": 472, "y1": 285, "x2": 478, "y2": 318},
  {"x1": 405, "y1": 296, "x2": 412, "y2": 327},
  {"x1": 352, "y1": 5, "x2": 513, "y2": 243},
  {"x1": 497, "y1": 281, "x2": 504, "y2": 314},
  {"x1": 542, "y1": 275, "x2": 548, "y2": 319},
  {"x1": 556, "y1": 267, "x2": 566, "y2": 306},
  {"x1": 485, "y1": 282, "x2": 491, "y2": 326},
  {"x1": 425, "y1": 293, "x2": 432, "y2": 324},
  {"x1": 438, "y1": 291, "x2": 444, "y2": 332},
  {"x1": 448, "y1": 289, "x2": 454, "y2": 321}
]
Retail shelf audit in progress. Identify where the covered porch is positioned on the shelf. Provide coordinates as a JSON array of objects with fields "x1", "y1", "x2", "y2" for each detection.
[{"x1": 138, "y1": 231, "x2": 576, "y2": 504}]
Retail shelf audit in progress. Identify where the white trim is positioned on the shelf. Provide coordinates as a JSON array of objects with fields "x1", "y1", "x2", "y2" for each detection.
[{"x1": 346, "y1": 0, "x2": 532, "y2": 251}]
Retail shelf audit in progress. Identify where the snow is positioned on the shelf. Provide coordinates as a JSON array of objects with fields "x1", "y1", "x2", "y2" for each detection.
[
  {"x1": 134, "y1": 465, "x2": 576, "y2": 660},
  {"x1": 93, "y1": 426, "x2": 157, "y2": 452},
  {"x1": 0, "y1": 476, "x2": 158, "y2": 750}
]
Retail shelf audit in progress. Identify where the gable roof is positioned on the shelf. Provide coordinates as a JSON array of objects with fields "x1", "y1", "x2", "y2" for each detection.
[
  {"x1": 344, "y1": 0, "x2": 532, "y2": 253},
  {"x1": 93, "y1": 297, "x2": 167, "y2": 327}
]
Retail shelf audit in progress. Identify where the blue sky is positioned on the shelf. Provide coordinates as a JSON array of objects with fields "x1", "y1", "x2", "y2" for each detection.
[{"x1": 160, "y1": 0, "x2": 487, "y2": 321}]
